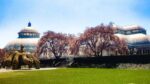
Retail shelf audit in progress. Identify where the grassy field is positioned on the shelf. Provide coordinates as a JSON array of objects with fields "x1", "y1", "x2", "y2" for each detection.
[{"x1": 0, "y1": 68, "x2": 150, "y2": 84}]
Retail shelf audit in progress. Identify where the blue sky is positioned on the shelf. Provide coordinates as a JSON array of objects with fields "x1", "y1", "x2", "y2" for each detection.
[{"x1": 0, "y1": 0, "x2": 150, "y2": 48}]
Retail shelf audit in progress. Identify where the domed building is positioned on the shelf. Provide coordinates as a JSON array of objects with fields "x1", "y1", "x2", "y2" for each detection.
[
  {"x1": 114, "y1": 25, "x2": 150, "y2": 55},
  {"x1": 5, "y1": 22, "x2": 40, "y2": 53}
]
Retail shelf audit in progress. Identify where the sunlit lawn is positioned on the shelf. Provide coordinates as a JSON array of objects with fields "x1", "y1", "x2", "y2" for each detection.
[{"x1": 0, "y1": 68, "x2": 150, "y2": 84}]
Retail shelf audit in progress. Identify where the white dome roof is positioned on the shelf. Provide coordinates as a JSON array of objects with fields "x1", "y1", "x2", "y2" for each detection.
[
  {"x1": 6, "y1": 38, "x2": 39, "y2": 46},
  {"x1": 5, "y1": 38, "x2": 39, "y2": 52},
  {"x1": 121, "y1": 25, "x2": 145, "y2": 30},
  {"x1": 113, "y1": 25, "x2": 145, "y2": 31},
  {"x1": 114, "y1": 34, "x2": 126, "y2": 40},
  {"x1": 126, "y1": 34, "x2": 148, "y2": 44},
  {"x1": 115, "y1": 33, "x2": 149, "y2": 44},
  {"x1": 19, "y1": 27, "x2": 39, "y2": 33}
]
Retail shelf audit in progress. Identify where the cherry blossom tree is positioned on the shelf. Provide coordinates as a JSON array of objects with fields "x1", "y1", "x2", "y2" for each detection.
[
  {"x1": 37, "y1": 31, "x2": 68, "y2": 59},
  {"x1": 79, "y1": 23, "x2": 128, "y2": 56},
  {"x1": 67, "y1": 34, "x2": 80, "y2": 56},
  {"x1": 114, "y1": 37, "x2": 128, "y2": 55}
]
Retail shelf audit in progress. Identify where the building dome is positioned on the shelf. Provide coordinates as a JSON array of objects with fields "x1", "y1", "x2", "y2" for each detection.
[
  {"x1": 126, "y1": 34, "x2": 149, "y2": 44},
  {"x1": 19, "y1": 27, "x2": 39, "y2": 33},
  {"x1": 5, "y1": 38, "x2": 39, "y2": 52},
  {"x1": 115, "y1": 25, "x2": 146, "y2": 35},
  {"x1": 122, "y1": 25, "x2": 145, "y2": 30},
  {"x1": 115, "y1": 33, "x2": 149, "y2": 45},
  {"x1": 18, "y1": 22, "x2": 40, "y2": 38},
  {"x1": 5, "y1": 22, "x2": 40, "y2": 53},
  {"x1": 114, "y1": 34, "x2": 126, "y2": 40}
]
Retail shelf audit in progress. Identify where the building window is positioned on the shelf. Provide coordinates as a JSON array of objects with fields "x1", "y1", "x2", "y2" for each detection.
[
  {"x1": 24, "y1": 33, "x2": 27, "y2": 36},
  {"x1": 33, "y1": 33, "x2": 35, "y2": 37},
  {"x1": 115, "y1": 29, "x2": 125, "y2": 34},
  {"x1": 126, "y1": 31, "x2": 131, "y2": 35},
  {"x1": 26, "y1": 33, "x2": 29, "y2": 36},
  {"x1": 132, "y1": 29, "x2": 139, "y2": 33}
]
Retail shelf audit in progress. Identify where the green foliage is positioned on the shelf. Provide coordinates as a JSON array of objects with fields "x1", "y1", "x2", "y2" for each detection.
[{"x1": 0, "y1": 68, "x2": 150, "y2": 84}]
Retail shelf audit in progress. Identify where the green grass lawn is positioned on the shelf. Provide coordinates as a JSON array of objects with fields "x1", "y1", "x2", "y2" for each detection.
[{"x1": 0, "y1": 68, "x2": 150, "y2": 84}]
